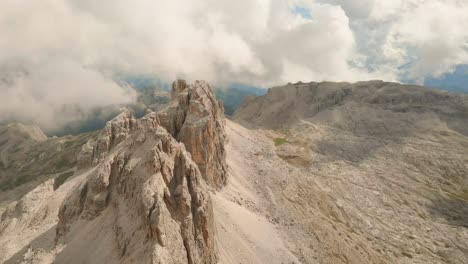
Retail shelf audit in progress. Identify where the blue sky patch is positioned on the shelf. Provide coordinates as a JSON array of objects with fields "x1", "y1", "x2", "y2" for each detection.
[
  {"x1": 425, "y1": 64, "x2": 468, "y2": 93},
  {"x1": 292, "y1": 6, "x2": 312, "y2": 20}
]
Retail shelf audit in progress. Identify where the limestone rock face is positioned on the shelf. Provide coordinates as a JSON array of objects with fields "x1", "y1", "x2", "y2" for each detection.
[
  {"x1": 57, "y1": 111, "x2": 217, "y2": 264},
  {"x1": 77, "y1": 110, "x2": 137, "y2": 169},
  {"x1": 56, "y1": 80, "x2": 226, "y2": 264},
  {"x1": 156, "y1": 80, "x2": 227, "y2": 189}
]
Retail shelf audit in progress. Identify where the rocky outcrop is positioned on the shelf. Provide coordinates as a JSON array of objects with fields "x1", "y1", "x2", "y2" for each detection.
[
  {"x1": 77, "y1": 110, "x2": 137, "y2": 169},
  {"x1": 56, "y1": 80, "x2": 225, "y2": 264},
  {"x1": 78, "y1": 80, "x2": 228, "y2": 189},
  {"x1": 156, "y1": 80, "x2": 227, "y2": 189}
]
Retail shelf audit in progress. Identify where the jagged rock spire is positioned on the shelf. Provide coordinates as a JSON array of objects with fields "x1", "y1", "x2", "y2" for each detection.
[
  {"x1": 157, "y1": 80, "x2": 227, "y2": 189},
  {"x1": 57, "y1": 80, "x2": 226, "y2": 264}
]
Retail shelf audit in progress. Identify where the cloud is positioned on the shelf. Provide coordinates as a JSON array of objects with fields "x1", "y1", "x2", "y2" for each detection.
[
  {"x1": 0, "y1": 0, "x2": 466, "y2": 131},
  {"x1": 384, "y1": 0, "x2": 468, "y2": 83},
  {"x1": 0, "y1": 0, "x2": 391, "y2": 83},
  {"x1": 0, "y1": 60, "x2": 135, "y2": 132},
  {"x1": 318, "y1": 0, "x2": 468, "y2": 83}
]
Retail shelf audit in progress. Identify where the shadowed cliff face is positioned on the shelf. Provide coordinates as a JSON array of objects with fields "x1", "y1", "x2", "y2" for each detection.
[{"x1": 78, "y1": 80, "x2": 227, "y2": 190}]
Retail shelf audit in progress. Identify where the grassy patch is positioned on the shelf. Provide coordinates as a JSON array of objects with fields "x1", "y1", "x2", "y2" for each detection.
[
  {"x1": 274, "y1": 137, "x2": 287, "y2": 146},
  {"x1": 0, "y1": 174, "x2": 32, "y2": 191},
  {"x1": 54, "y1": 171, "x2": 75, "y2": 190},
  {"x1": 54, "y1": 157, "x2": 75, "y2": 170},
  {"x1": 444, "y1": 188, "x2": 468, "y2": 202},
  {"x1": 456, "y1": 189, "x2": 468, "y2": 201}
]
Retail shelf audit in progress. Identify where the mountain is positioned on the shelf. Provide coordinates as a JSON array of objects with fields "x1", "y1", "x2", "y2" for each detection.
[
  {"x1": 234, "y1": 80, "x2": 468, "y2": 263},
  {"x1": 1, "y1": 80, "x2": 467, "y2": 264},
  {"x1": 0, "y1": 80, "x2": 226, "y2": 264},
  {"x1": 0, "y1": 123, "x2": 97, "y2": 192}
]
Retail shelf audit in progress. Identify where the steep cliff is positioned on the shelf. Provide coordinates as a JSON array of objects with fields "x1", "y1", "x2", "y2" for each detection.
[
  {"x1": 0, "y1": 80, "x2": 226, "y2": 264},
  {"x1": 156, "y1": 80, "x2": 227, "y2": 189},
  {"x1": 56, "y1": 114, "x2": 216, "y2": 264}
]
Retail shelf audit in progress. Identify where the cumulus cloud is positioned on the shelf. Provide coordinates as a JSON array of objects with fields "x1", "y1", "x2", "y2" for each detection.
[
  {"x1": 384, "y1": 0, "x2": 468, "y2": 83},
  {"x1": 0, "y1": 61, "x2": 135, "y2": 132},
  {"x1": 318, "y1": 0, "x2": 468, "y2": 83},
  {"x1": 0, "y1": 0, "x2": 466, "y2": 131}
]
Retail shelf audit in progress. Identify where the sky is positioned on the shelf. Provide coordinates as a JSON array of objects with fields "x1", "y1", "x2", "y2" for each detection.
[{"x1": 0, "y1": 0, "x2": 467, "y2": 131}]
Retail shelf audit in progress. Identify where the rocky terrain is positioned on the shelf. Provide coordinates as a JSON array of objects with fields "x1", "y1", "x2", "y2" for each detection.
[
  {"x1": 0, "y1": 124, "x2": 97, "y2": 197},
  {"x1": 0, "y1": 80, "x2": 226, "y2": 264},
  {"x1": 234, "y1": 81, "x2": 468, "y2": 263},
  {"x1": 0, "y1": 80, "x2": 467, "y2": 264}
]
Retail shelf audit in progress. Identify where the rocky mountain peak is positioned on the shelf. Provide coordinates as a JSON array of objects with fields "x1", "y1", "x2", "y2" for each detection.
[
  {"x1": 157, "y1": 80, "x2": 227, "y2": 189},
  {"x1": 78, "y1": 80, "x2": 228, "y2": 188},
  {"x1": 55, "y1": 80, "x2": 224, "y2": 263}
]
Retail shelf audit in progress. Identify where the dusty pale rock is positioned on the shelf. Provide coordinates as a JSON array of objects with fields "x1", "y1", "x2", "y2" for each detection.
[
  {"x1": 77, "y1": 110, "x2": 137, "y2": 168},
  {"x1": 233, "y1": 81, "x2": 468, "y2": 264},
  {"x1": 4, "y1": 79, "x2": 468, "y2": 264},
  {"x1": 57, "y1": 117, "x2": 216, "y2": 264},
  {"x1": 156, "y1": 80, "x2": 227, "y2": 189},
  {"x1": 55, "y1": 81, "x2": 224, "y2": 264}
]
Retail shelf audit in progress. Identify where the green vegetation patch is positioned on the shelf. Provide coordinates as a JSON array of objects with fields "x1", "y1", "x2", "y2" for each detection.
[
  {"x1": 274, "y1": 137, "x2": 287, "y2": 146},
  {"x1": 54, "y1": 171, "x2": 75, "y2": 190},
  {"x1": 0, "y1": 174, "x2": 32, "y2": 191},
  {"x1": 54, "y1": 157, "x2": 75, "y2": 170},
  {"x1": 457, "y1": 189, "x2": 468, "y2": 201},
  {"x1": 444, "y1": 188, "x2": 468, "y2": 202}
]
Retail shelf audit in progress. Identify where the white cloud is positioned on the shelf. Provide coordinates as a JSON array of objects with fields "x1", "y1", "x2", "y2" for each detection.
[
  {"x1": 0, "y1": 0, "x2": 390, "y2": 83},
  {"x1": 0, "y1": 60, "x2": 136, "y2": 132},
  {"x1": 0, "y1": 0, "x2": 466, "y2": 130},
  {"x1": 384, "y1": 0, "x2": 468, "y2": 83},
  {"x1": 318, "y1": 0, "x2": 468, "y2": 83}
]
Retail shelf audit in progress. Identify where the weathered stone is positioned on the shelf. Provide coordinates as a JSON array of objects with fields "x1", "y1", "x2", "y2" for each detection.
[
  {"x1": 56, "y1": 80, "x2": 225, "y2": 264},
  {"x1": 57, "y1": 111, "x2": 217, "y2": 264},
  {"x1": 157, "y1": 80, "x2": 228, "y2": 189}
]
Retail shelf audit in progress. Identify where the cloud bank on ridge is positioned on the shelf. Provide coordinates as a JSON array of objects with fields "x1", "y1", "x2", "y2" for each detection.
[{"x1": 0, "y1": 0, "x2": 466, "y2": 131}]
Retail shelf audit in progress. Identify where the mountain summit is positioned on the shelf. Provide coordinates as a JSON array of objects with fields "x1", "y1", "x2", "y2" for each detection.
[{"x1": 0, "y1": 80, "x2": 226, "y2": 264}]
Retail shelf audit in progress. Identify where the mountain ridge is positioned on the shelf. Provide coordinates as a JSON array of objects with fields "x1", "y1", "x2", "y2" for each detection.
[{"x1": 1, "y1": 80, "x2": 467, "y2": 264}]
